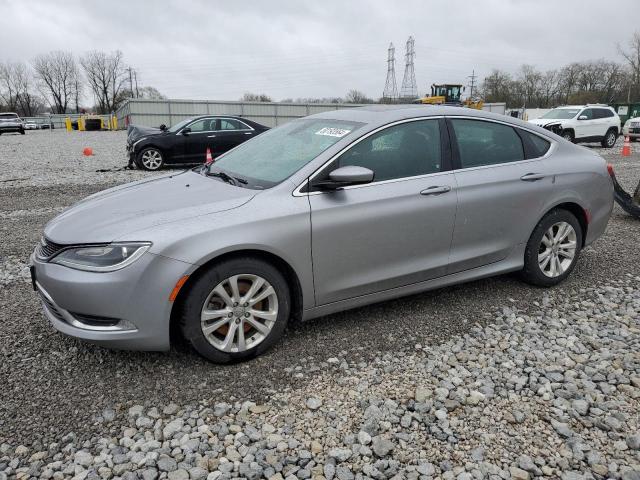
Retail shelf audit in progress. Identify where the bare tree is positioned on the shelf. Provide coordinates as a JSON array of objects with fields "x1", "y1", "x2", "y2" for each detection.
[
  {"x1": 32, "y1": 51, "x2": 79, "y2": 114},
  {"x1": 0, "y1": 61, "x2": 43, "y2": 116},
  {"x1": 618, "y1": 31, "x2": 640, "y2": 101},
  {"x1": 344, "y1": 89, "x2": 373, "y2": 104},
  {"x1": 80, "y1": 50, "x2": 127, "y2": 113}
]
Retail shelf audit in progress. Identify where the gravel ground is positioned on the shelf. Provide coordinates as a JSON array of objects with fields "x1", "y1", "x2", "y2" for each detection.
[{"x1": 0, "y1": 129, "x2": 639, "y2": 479}]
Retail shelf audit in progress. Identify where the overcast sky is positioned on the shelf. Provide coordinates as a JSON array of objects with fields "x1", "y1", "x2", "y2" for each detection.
[{"x1": 1, "y1": 0, "x2": 638, "y2": 101}]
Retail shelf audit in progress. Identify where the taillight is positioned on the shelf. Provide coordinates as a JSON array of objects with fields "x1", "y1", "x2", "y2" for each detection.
[{"x1": 607, "y1": 163, "x2": 614, "y2": 177}]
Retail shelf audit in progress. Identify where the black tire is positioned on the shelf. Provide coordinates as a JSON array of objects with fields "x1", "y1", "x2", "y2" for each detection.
[
  {"x1": 561, "y1": 130, "x2": 574, "y2": 143},
  {"x1": 601, "y1": 129, "x2": 617, "y2": 148},
  {"x1": 137, "y1": 147, "x2": 164, "y2": 171},
  {"x1": 520, "y1": 209, "x2": 583, "y2": 287},
  {"x1": 19, "y1": 129, "x2": 25, "y2": 135},
  {"x1": 180, "y1": 257, "x2": 291, "y2": 363}
]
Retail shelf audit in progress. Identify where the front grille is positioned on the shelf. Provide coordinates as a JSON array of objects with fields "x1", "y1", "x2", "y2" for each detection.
[
  {"x1": 37, "y1": 237, "x2": 66, "y2": 259},
  {"x1": 38, "y1": 292, "x2": 65, "y2": 322}
]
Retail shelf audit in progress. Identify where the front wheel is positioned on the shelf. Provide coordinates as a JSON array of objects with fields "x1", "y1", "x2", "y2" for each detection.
[
  {"x1": 137, "y1": 147, "x2": 164, "y2": 170},
  {"x1": 180, "y1": 257, "x2": 291, "y2": 363},
  {"x1": 520, "y1": 209, "x2": 583, "y2": 287},
  {"x1": 601, "y1": 129, "x2": 617, "y2": 148},
  {"x1": 19, "y1": 129, "x2": 25, "y2": 135},
  {"x1": 561, "y1": 130, "x2": 574, "y2": 143}
]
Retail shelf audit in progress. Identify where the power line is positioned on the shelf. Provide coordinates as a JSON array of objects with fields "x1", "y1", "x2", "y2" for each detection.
[
  {"x1": 400, "y1": 36, "x2": 417, "y2": 99},
  {"x1": 382, "y1": 42, "x2": 397, "y2": 102}
]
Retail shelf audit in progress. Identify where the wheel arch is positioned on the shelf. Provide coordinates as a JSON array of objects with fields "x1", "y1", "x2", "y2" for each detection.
[
  {"x1": 169, "y1": 248, "x2": 304, "y2": 344},
  {"x1": 540, "y1": 201, "x2": 588, "y2": 247}
]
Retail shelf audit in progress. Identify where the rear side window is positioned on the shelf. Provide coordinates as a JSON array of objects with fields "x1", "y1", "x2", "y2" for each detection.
[
  {"x1": 219, "y1": 119, "x2": 247, "y2": 131},
  {"x1": 450, "y1": 119, "x2": 524, "y2": 168},
  {"x1": 594, "y1": 108, "x2": 614, "y2": 119},
  {"x1": 336, "y1": 119, "x2": 442, "y2": 182},
  {"x1": 519, "y1": 130, "x2": 551, "y2": 158}
]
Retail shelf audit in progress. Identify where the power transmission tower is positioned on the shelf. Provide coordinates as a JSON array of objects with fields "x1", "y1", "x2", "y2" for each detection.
[
  {"x1": 467, "y1": 69, "x2": 478, "y2": 101},
  {"x1": 382, "y1": 43, "x2": 398, "y2": 103},
  {"x1": 400, "y1": 36, "x2": 417, "y2": 100}
]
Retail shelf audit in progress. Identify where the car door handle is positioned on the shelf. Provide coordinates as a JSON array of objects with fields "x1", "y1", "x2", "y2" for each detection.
[
  {"x1": 207, "y1": 135, "x2": 216, "y2": 138},
  {"x1": 520, "y1": 173, "x2": 545, "y2": 182},
  {"x1": 244, "y1": 132, "x2": 253, "y2": 135},
  {"x1": 420, "y1": 186, "x2": 451, "y2": 195}
]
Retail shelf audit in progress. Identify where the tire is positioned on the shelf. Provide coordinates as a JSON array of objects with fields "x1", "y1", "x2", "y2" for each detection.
[
  {"x1": 19, "y1": 129, "x2": 25, "y2": 135},
  {"x1": 180, "y1": 257, "x2": 291, "y2": 363},
  {"x1": 520, "y1": 209, "x2": 583, "y2": 287},
  {"x1": 601, "y1": 129, "x2": 617, "y2": 148},
  {"x1": 561, "y1": 130, "x2": 574, "y2": 143},
  {"x1": 137, "y1": 147, "x2": 164, "y2": 170}
]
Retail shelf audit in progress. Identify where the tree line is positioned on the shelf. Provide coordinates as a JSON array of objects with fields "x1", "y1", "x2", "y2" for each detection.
[{"x1": 0, "y1": 50, "x2": 166, "y2": 117}]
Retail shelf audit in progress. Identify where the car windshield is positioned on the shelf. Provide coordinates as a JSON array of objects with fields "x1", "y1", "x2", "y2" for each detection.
[
  {"x1": 167, "y1": 118, "x2": 193, "y2": 133},
  {"x1": 207, "y1": 118, "x2": 364, "y2": 188},
  {"x1": 541, "y1": 108, "x2": 581, "y2": 119}
]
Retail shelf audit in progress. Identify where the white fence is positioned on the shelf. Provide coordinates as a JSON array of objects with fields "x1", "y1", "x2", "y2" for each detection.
[
  {"x1": 115, "y1": 99, "x2": 363, "y2": 129},
  {"x1": 115, "y1": 99, "x2": 508, "y2": 130}
]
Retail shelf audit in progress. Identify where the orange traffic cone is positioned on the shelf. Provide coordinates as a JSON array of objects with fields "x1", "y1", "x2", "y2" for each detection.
[
  {"x1": 622, "y1": 135, "x2": 632, "y2": 157},
  {"x1": 205, "y1": 147, "x2": 214, "y2": 164}
]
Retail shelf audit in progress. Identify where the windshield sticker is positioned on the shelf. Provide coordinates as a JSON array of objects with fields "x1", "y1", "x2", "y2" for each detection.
[{"x1": 315, "y1": 127, "x2": 351, "y2": 138}]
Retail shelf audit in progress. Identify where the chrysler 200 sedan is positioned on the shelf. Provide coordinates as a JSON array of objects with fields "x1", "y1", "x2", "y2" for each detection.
[{"x1": 31, "y1": 105, "x2": 613, "y2": 363}]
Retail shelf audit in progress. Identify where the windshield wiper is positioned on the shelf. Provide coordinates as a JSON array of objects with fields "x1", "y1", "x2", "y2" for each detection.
[{"x1": 206, "y1": 169, "x2": 248, "y2": 186}]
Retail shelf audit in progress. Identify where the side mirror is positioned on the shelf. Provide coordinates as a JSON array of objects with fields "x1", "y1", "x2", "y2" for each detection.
[
  {"x1": 578, "y1": 115, "x2": 588, "y2": 120},
  {"x1": 181, "y1": 127, "x2": 191, "y2": 135},
  {"x1": 314, "y1": 166, "x2": 374, "y2": 190},
  {"x1": 159, "y1": 124, "x2": 167, "y2": 131}
]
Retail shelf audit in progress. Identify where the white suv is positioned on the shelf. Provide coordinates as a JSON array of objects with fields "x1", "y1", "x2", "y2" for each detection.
[{"x1": 529, "y1": 105, "x2": 620, "y2": 148}]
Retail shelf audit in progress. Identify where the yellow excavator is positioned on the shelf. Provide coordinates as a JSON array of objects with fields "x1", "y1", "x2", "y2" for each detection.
[{"x1": 415, "y1": 84, "x2": 484, "y2": 110}]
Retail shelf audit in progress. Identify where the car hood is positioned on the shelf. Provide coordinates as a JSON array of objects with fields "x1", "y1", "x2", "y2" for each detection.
[
  {"x1": 127, "y1": 125, "x2": 164, "y2": 143},
  {"x1": 529, "y1": 118, "x2": 563, "y2": 127},
  {"x1": 44, "y1": 171, "x2": 256, "y2": 244}
]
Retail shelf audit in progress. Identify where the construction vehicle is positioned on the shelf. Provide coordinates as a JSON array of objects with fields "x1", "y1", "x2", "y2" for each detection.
[{"x1": 415, "y1": 83, "x2": 484, "y2": 110}]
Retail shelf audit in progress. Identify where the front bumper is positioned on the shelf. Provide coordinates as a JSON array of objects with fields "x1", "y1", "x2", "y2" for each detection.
[{"x1": 31, "y1": 250, "x2": 195, "y2": 351}]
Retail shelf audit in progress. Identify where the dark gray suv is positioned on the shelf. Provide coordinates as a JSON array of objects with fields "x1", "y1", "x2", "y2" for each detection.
[{"x1": 0, "y1": 112, "x2": 25, "y2": 135}]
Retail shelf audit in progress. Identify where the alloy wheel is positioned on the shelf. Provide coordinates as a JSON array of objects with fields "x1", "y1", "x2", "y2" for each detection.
[
  {"x1": 141, "y1": 149, "x2": 163, "y2": 170},
  {"x1": 538, "y1": 221, "x2": 577, "y2": 278},
  {"x1": 200, "y1": 274, "x2": 278, "y2": 353},
  {"x1": 605, "y1": 131, "x2": 616, "y2": 147}
]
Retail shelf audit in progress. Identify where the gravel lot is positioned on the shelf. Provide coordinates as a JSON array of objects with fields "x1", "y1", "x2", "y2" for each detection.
[{"x1": 0, "y1": 129, "x2": 639, "y2": 480}]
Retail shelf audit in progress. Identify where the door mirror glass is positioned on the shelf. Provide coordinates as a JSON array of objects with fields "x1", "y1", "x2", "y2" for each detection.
[
  {"x1": 181, "y1": 127, "x2": 191, "y2": 135},
  {"x1": 159, "y1": 124, "x2": 167, "y2": 131},
  {"x1": 315, "y1": 166, "x2": 374, "y2": 190},
  {"x1": 578, "y1": 115, "x2": 588, "y2": 120}
]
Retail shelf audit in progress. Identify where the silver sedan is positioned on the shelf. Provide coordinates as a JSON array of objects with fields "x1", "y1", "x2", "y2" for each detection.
[{"x1": 31, "y1": 106, "x2": 613, "y2": 363}]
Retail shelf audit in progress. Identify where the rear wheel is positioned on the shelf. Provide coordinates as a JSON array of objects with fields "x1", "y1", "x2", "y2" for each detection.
[
  {"x1": 601, "y1": 129, "x2": 617, "y2": 148},
  {"x1": 180, "y1": 257, "x2": 290, "y2": 363},
  {"x1": 137, "y1": 147, "x2": 164, "y2": 170},
  {"x1": 521, "y1": 209, "x2": 582, "y2": 287},
  {"x1": 19, "y1": 128, "x2": 25, "y2": 135}
]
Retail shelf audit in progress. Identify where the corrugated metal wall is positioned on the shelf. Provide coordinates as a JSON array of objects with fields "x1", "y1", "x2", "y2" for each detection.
[
  {"x1": 115, "y1": 99, "x2": 362, "y2": 129},
  {"x1": 115, "y1": 99, "x2": 508, "y2": 129}
]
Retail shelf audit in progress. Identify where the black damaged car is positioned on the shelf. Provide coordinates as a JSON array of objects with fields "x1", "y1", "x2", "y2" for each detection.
[{"x1": 126, "y1": 116, "x2": 269, "y2": 170}]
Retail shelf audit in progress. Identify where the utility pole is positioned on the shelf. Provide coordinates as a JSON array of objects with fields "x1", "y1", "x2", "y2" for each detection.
[
  {"x1": 400, "y1": 36, "x2": 417, "y2": 100},
  {"x1": 133, "y1": 70, "x2": 139, "y2": 98},
  {"x1": 468, "y1": 69, "x2": 477, "y2": 101},
  {"x1": 127, "y1": 67, "x2": 134, "y2": 98},
  {"x1": 382, "y1": 43, "x2": 398, "y2": 103}
]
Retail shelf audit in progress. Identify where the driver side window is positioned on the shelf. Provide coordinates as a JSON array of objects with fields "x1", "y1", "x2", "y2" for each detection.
[
  {"x1": 580, "y1": 109, "x2": 594, "y2": 120},
  {"x1": 188, "y1": 118, "x2": 216, "y2": 132},
  {"x1": 336, "y1": 119, "x2": 442, "y2": 182}
]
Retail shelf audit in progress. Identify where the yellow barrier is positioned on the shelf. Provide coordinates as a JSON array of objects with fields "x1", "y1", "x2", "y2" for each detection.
[{"x1": 65, "y1": 118, "x2": 72, "y2": 132}]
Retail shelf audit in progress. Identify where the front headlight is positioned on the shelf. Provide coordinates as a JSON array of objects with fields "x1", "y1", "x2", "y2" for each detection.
[
  {"x1": 50, "y1": 242, "x2": 151, "y2": 272},
  {"x1": 132, "y1": 137, "x2": 148, "y2": 148}
]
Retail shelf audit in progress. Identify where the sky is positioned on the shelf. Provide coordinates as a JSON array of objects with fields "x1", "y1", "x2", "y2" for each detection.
[{"x1": 0, "y1": 0, "x2": 638, "y2": 102}]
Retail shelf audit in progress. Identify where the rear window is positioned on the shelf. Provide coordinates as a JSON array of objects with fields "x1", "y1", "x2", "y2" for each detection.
[
  {"x1": 0, "y1": 113, "x2": 19, "y2": 119},
  {"x1": 520, "y1": 130, "x2": 551, "y2": 157},
  {"x1": 450, "y1": 119, "x2": 524, "y2": 168}
]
